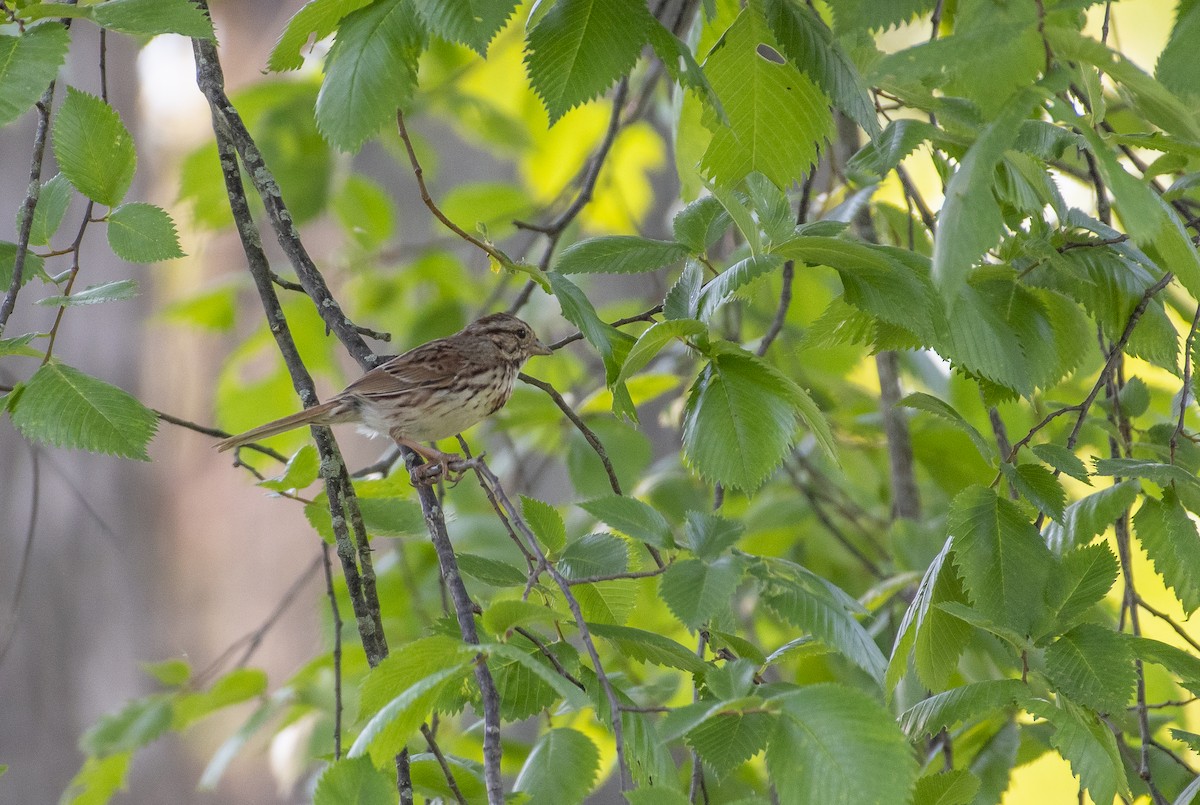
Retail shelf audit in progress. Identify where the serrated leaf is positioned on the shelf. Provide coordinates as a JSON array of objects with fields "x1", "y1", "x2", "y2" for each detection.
[
  {"x1": 352, "y1": 663, "x2": 472, "y2": 764},
  {"x1": 456, "y1": 553, "x2": 528, "y2": 587},
  {"x1": 687, "y1": 710, "x2": 774, "y2": 779},
  {"x1": 616, "y1": 318, "x2": 706, "y2": 387},
  {"x1": 1127, "y1": 635, "x2": 1200, "y2": 687},
  {"x1": 92, "y1": 0, "x2": 215, "y2": 38},
  {"x1": 315, "y1": 0, "x2": 424, "y2": 152},
  {"x1": 493, "y1": 646, "x2": 559, "y2": 721},
  {"x1": 106, "y1": 203, "x2": 184, "y2": 263},
  {"x1": 259, "y1": 445, "x2": 321, "y2": 492},
  {"x1": 1044, "y1": 624, "x2": 1134, "y2": 714},
  {"x1": 1032, "y1": 443, "x2": 1090, "y2": 484},
  {"x1": 899, "y1": 393, "x2": 994, "y2": 462},
  {"x1": 483, "y1": 600, "x2": 562, "y2": 636},
  {"x1": 547, "y1": 271, "x2": 635, "y2": 418},
  {"x1": 313, "y1": 756, "x2": 398, "y2": 805},
  {"x1": 61, "y1": 753, "x2": 131, "y2": 805},
  {"x1": 53, "y1": 87, "x2": 136, "y2": 207},
  {"x1": 660, "y1": 556, "x2": 743, "y2": 630},
  {"x1": 1042, "y1": 543, "x2": 1119, "y2": 637},
  {"x1": 1002, "y1": 463, "x2": 1066, "y2": 523},
  {"x1": 700, "y1": 6, "x2": 832, "y2": 188},
  {"x1": 769, "y1": 684, "x2": 918, "y2": 805},
  {"x1": 1095, "y1": 457, "x2": 1198, "y2": 489},
  {"x1": 0, "y1": 332, "x2": 43, "y2": 358},
  {"x1": 9, "y1": 362, "x2": 157, "y2": 460},
  {"x1": 831, "y1": 0, "x2": 936, "y2": 33},
  {"x1": 912, "y1": 770, "x2": 981, "y2": 805},
  {"x1": 697, "y1": 254, "x2": 784, "y2": 320},
  {"x1": 23, "y1": 173, "x2": 71, "y2": 247},
  {"x1": 557, "y1": 533, "x2": 628, "y2": 580},
  {"x1": 647, "y1": 19, "x2": 724, "y2": 119},
  {"x1": 684, "y1": 511, "x2": 743, "y2": 559},
  {"x1": 172, "y1": 668, "x2": 267, "y2": 730},
  {"x1": 579, "y1": 495, "x2": 672, "y2": 549},
  {"x1": 37, "y1": 279, "x2": 139, "y2": 307},
  {"x1": 521, "y1": 495, "x2": 566, "y2": 553},
  {"x1": 0, "y1": 23, "x2": 69, "y2": 127},
  {"x1": 514, "y1": 728, "x2": 599, "y2": 805},
  {"x1": 672, "y1": 196, "x2": 731, "y2": 253},
  {"x1": 899, "y1": 679, "x2": 1027, "y2": 738},
  {"x1": 81, "y1": 695, "x2": 173, "y2": 756},
  {"x1": 683, "y1": 345, "x2": 833, "y2": 490},
  {"x1": 556, "y1": 236, "x2": 689, "y2": 275},
  {"x1": 846, "y1": 118, "x2": 939, "y2": 180},
  {"x1": 1133, "y1": 489, "x2": 1200, "y2": 615},
  {"x1": 948, "y1": 485, "x2": 1052, "y2": 634},
  {"x1": 761, "y1": 0, "x2": 879, "y2": 137},
  {"x1": 269, "y1": 0, "x2": 375, "y2": 72},
  {"x1": 1044, "y1": 481, "x2": 1140, "y2": 553},
  {"x1": 1157, "y1": 3, "x2": 1200, "y2": 101},
  {"x1": 933, "y1": 90, "x2": 1039, "y2": 302},
  {"x1": 1032, "y1": 697, "x2": 1129, "y2": 805},
  {"x1": 524, "y1": 0, "x2": 651, "y2": 123},
  {"x1": 588, "y1": 622, "x2": 710, "y2": 675},
  {"x1": 411, "y1": 0, "x2": 519, "y2": 54},
  {"x1": 663, "y1": 260, "x2": 704, "y2": 320}
]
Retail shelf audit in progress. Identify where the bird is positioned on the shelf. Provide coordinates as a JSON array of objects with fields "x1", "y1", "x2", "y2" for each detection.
[{"x1": 215, "y1": 312, "x2": 552, "y2": 478}]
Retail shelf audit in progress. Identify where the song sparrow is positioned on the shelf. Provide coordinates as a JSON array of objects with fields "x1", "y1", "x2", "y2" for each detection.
[{"x1": 215, "y1": 313, "x2": 552, "y2": 476}]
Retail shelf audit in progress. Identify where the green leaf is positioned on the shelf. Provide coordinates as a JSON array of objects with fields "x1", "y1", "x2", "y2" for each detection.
[
  {"x1": 683, "y1": 345, "x2": 834, "y2": 490},
  {"x1": 315, "y1": 0, "x2": 424, "y2": 152},
  {"x1": 0, "y1": 23, "x2": 69, "y2": 127},
  {"x1": 761, "y1": 0, "x2": 880, "y2": 137},
  {"x1": 259, "y1": 445, "x2": 321, "y2": 492},
  {"x1": 660, "y1": 556, "x2": 743, "y2": 630},
  {"x1": 105, "y1": 203, "x2": 185, "y2": 263},
  {"x1": 684, "y1": 511, "x2": 743, "y2": 559},
  {"x1": 9, "y1": 362, "x2": 157, "y2": 460},
  {"x1": 700, "y1": 6, "x2": 832, "y2": 188},
  {"x1": 1045, "y1": 624, "x2": 1134, "y2": 715},
  {"x1": 547, "y1": 271, "x2": 635, "y2": 418},
  {"x1": 1127, "y1": 635, "x2": 1200, "y2": 688},
  {"x1": 494, "y1": 645, "x2": 560, "y2": 721},
  {"x1": 53, "y1": 87, "x2": 136, "y2": 206},
  {"x1": 313, "y1": 756, "x2": 399, "y2": 805},
  {"x1": 37, "y1": 279, "x2": 139, "y2": 307},
  {"x1": 932, "y1": 90, "x2": 1039, "y2": 302},
  {"x1": 579, "y1": 495, "x2": 672, "y2": 549},
  {"x1": 948, "y1": 485, "x2": 1052, "y2": 634},
  {"x1": 846, "y1": 118, "x2": 939, "y2": 180},
  {"x1": 0, "y1": 332, "x2": 43, "y2": 358},
  {"x1": 521, "y1": 495, "x2": 566, "y2": 554},
  {"x1": 173, "y1": 668, "x2": 268, "y2": 730},
  {"x1": 91, "y1": 0, "x2": 215, "y2": 38},
  {"x1": 616, "y1": 318, "x2": 706, "y2": 387},
  {"x1": 1, "y1": 242, "x2": 43, "y2": 291},
  {"x1": 483, "y1": 600, "x2": 562, "y2": 636},
  {"x1": 23, "y1": 173, "x2": 71, "y2": 247},
  {"x1": 672, "y1": 196, "x2": 731, "y2": 253},
  {"x1": 1032, "y1": 443, "x2": 1091, "y2": 484},
  {"x1": 1133, "y1": 489, "x2": 1200, "y2": 616},
  {"x1": 332, "y1": 174, "x2": 395, "y2": 249},
  {"x1": 555, "y1": 236, "x2": 689, "y2": 275},
  {"x1": 557, "y1": 533, "x2": 628, "y2": 580},
  {"x1": 268, "y1": 0, "x2": 375, "y2": 72},
  {"x1": 1002, "y1": 463, "x2": 1066, "y2": 523},
  {"x1": 588, "y1": 623, "x2": 710, "y2": 675},
  {"x1": 912, "y1": 546, "x2": 972, "y2": 692},
  {"x1": 768, "y1": 684, "x2": 918, "y2": 805},
  {"x1": 687, "y1": 709, "x2": 774, "y2": 779},
  {"x1": 1157, "y1": 3, "x2": 1200, "y2": 101},
  {"x1": 514, "y1": 728, "x2": 600, "y2": 805},
  {"x1": 81, "y1": 695, "x2": 173, "y2": 756},
  {"x1": 899, "y1": 679, "x2": 1027, "y2": 738},
  {"x1": 647, "y1": 19, "x2": 724, "y2": 119},
  {"x1": 1094, "y1": 458, "x2": 1199, "y2": 488},
  {"x1": 911, "y1": 770, "x2": 981, "y2": 805},
  {"x1": 1032, "y1": 697, "x2": 1129, "y2": 805},
  {"x1": 697, "y1": 254, "x2": 784, "y2": 320},
  {"x1": 456, "y1": 553, "x2": 528, "y2": 587},
  {"x1": 411, "y1": 0, "x2": 519, "y2": 54},
  {"x1": 899, "y1": 393, "x2": 994, "y2": 462},
  {"x1": 832, "y1": 0, "x2": 936, "y2": 33},
  {"x1": 663, "y1": 260, "x2": 704, "y2": 320},
  {"x1": 1042, "y1": 543, "x2": 1119, "y2": 636},
  {"x1": 524, "y1": 0, "x2": 652, "y2": 123},
  {"x1": 1044, "y1": 481, "x2": 1140, "y2": 553},
  {"x1": 61, "y1": 753, "x2": 132, "y2": 805},
  {"x1": 352, "y1": 663, "x2": 472, "y2": 763}
]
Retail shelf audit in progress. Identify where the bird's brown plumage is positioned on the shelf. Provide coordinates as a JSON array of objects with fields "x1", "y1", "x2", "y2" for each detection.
[{"x1": 214, "y1": 313, "x2": 551, "y2": 453}]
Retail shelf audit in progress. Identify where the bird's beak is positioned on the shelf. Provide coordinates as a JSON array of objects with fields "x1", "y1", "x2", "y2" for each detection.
[{"x1": 530, "y1": 337, "x2": 553, "y2": 357}]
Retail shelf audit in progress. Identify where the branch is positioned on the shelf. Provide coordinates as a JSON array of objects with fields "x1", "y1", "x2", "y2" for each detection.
[
  {"x1": 154, "y1": 408, "x2": 287, "y2": 462},
  {"x1": 190, "y1": 29, "x2": 376, "y2": 370},
  {"x1": 321, "y1": 544, "x2": 344, "y2": 759}
]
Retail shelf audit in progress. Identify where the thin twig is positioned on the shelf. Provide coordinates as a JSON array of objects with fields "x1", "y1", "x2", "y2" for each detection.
[
  {"x1": 321, "y1": 544, "x2": 344, "y2": 759},
  {"x1": 419, "y1": 724, "x2": 469, "y2": 805},
  {"x1": 518, "y1": 373, "x2": 622, "y2": 495},
  {"x1": 548, "y1": 305, "x2": 663, "y2": 351},
  {"x1": 565, "y1": 566, "x2": 669, "y2": 585},
  {"x1": 1171, "y1": 304, "x2": 1200, "y2": 464},
  {"x1": 154, "y1": 409, "x2": 288, "y2": 462},
  {"x1": 0, "y1": 443, "x2": 39, "y2": 669}
]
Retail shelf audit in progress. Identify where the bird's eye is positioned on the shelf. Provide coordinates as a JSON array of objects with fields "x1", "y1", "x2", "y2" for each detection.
[{"x1": 520, "y1": 329, "x2": 530, "y2": 341}]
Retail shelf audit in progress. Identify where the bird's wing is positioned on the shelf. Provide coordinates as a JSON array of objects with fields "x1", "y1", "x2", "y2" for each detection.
[{"x1": 342, "y1": 340, "x2": 465, "y2": 397}]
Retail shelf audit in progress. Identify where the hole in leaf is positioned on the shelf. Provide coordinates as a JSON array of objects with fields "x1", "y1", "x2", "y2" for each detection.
[{"x1": 756, "y1": 44, "x2": 785, "y2": 64}]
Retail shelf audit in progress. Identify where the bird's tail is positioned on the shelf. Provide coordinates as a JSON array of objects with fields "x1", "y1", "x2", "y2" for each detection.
[{"x1": 214, "y1": 400, "x2": 348, "y2": 452}]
